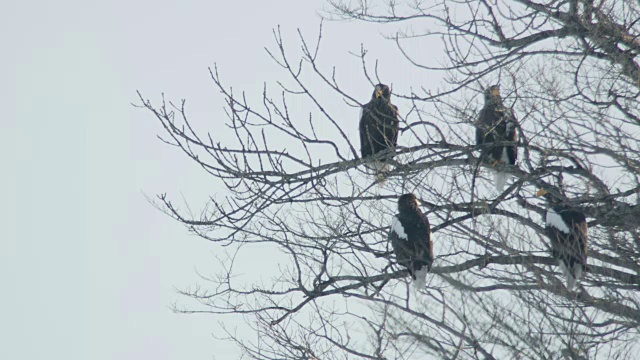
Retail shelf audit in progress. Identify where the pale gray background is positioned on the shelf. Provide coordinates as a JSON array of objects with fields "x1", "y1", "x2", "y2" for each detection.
[{"x1": 1, "y1": 0, "x2": 423, "y2": 358}]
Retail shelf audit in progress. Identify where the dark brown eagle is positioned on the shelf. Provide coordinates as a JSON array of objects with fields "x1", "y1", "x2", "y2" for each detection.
[
  {"x1": 359, "y1": 84, "x2": 399, "y2": 184},
  {"x1": 537, "y1": 188, "x2": 588, "y2": 290},
  {"x1": 388, "y1": 193, "x2": 433, "y2": 289},
  {"x1": 475, "y1": 85, "x2": 518, "y2": 191}
]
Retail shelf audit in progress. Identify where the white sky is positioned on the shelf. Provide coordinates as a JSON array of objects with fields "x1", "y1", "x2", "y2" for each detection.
[{"x1": 0, "y1": 0, "x2": 434, "y2": 359}]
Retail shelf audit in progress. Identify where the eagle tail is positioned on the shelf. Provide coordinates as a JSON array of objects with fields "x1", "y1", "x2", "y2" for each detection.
[
  {"x1": 566, "y1": 272, "x2": 577, "y2": 291},
  {"x1": 558, "y1": 260, "x2": 583, "y2": 290},
  {"x1": 492, "y1": 169, "x2": 509, "y2": 192},
  {"x1": 368, "y1": 161, "x2": 391, "y2": 185},
  {"x1": 412, "y1": 266, "x2": 429, "y2": 290},
  {"x1": 568, "y1": 263, "x2": 584, "y2": 290},
  {"x1": 491, "y1": 147, "x2": 513, "y2": 192}
]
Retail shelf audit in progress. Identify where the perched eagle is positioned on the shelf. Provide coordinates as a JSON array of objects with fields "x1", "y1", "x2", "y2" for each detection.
[
  {"x1": 537, "y1": 188, "x2": 588, "y2": 290},
  {"x1": 359, "y1": 83, "x2": 399, "y2": 184},
  {"x1": 388, "y1": 193, "x2": 433, "y2": 289},
  {"x1": 475, "y1": 85, "x2": 518, "y2": 191}
]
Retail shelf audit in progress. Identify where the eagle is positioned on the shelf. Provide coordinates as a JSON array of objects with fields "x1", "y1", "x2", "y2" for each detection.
[
  {"x1": 359, "y1": 83, "x2": 399, "y2": 184},
  {"x1": 537, "y1": 188, "x2": 588, "y2": 290},
  {"x1": 475, "y1": 85, "x2": 518, "y2": 191},
  {"x1": 388, "y1": 193, "x2": 433, "y2": 289}
]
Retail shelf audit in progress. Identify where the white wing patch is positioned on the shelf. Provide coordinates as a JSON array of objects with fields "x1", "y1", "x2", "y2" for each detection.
[
  {"x1": 546, "y1": 208, "x2": 571, "y2": 233},
  {"x1": 391, "y1": 216, "x2": 407, "y2": 240}
]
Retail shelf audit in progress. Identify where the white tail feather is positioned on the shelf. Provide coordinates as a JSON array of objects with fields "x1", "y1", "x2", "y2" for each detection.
[
  {"x1": 366, "y1": 160, "x2": 391, "y2": 186},
  {"x1": 492, "y1": 169, "x2": 509, "y2": 192},
  {"x1": 574, "y1": 264, "x2": 584, "y2": 282},
  {"x1": 491, "y1": 147, "x2": 512, "y2": 192},
  {"x1": 558, "y1": 261, "x2": 569, "y2": 278},
  {"x1": 566, "y1": 273, "x2": 577, "y2": 290},
  {"x1": 567, "y1": 264, "x2": 583, "y2": 290},
  {"x1": 558, "y1": 261, "x2": 583, "y2": 290},
  {"x1": 413, "y1": 267, "x2": 429, "y2": 290}
]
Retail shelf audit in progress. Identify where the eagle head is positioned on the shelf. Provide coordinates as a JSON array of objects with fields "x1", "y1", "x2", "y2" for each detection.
[
  {"x1": 484, "y1": 85, "x2": 501, "y2": 104},
  {"x1": 398, "y1": 193, "x2": 421, "y2": 213},
  {"x1": 373, "y1": 84, "x2": 391, "y2": 100},
  {"x1": 536, "y1": 187, "x2": 564, "y2": 206}
]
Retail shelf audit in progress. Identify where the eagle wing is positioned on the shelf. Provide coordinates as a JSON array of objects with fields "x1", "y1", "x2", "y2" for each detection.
[
  {"x1": 389, "y1": 216, "x2": 412, "y2": 268},
  {"x1": 359, "y1": 101, "x2": 398, "y2": 159},
  {"x1": 574, "y1": 220, "x2": 588, "y2": 264},
  {"x1": 359, "y1": 103, "x2": 380, "y2": 158},
  {"x1": 476, "y1": 107, "x2": 489, "y2": 146},
  {"x1": 504, "y1": 109, "x2": 519, "y2": 164},
  {"x1": 387, "y1": 104, "x2": 399, "y2": 148},
  {"x1": 547, "y1": 210, "x2": 587, "y2": 264},
  {"x1": 477, "y1": 105, "x2": 501, "y2": 146},
  {"x1": 545, "y1": 209, "x2": 571, "y2": 259},
  {"x1": 419, "y1": 214, "x2": 433, "y2": 268},
  {"x1": 359, "y1": 104, "x2": 367, "y2": 157}
]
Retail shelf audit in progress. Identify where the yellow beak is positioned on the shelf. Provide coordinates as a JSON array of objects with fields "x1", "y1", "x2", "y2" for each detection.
[
  {"x1": 415, "y1": 199, "x2": 421, "y2": 206},
  {"x1": 375, "y1": 88, "x2": 383, "y2": 98},
  {"x1": 536, "y1": 189, "x2": 548, "y2": 197}
]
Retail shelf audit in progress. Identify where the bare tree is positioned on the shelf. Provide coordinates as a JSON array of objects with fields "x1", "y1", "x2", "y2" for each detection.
[{"x1": 138, "y1": 0, "x2": 640, "y2": 358}]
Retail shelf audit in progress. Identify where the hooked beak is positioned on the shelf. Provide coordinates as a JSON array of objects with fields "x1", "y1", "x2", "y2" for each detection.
[
  {"x1": 375, "y1": 88, "x2": 383, "y2": 99},
  {"x1": 415, "y1": 199, "x2": 421, "y2": 207},
  {"x1": 536, "y1": 189, "x2": 549, "y2": 197}
]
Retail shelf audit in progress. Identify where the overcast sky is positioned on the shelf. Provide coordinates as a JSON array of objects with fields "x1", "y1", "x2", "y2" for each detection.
[{"x1": 0, "y1": 0, "x2": 436, "y2": 359}]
